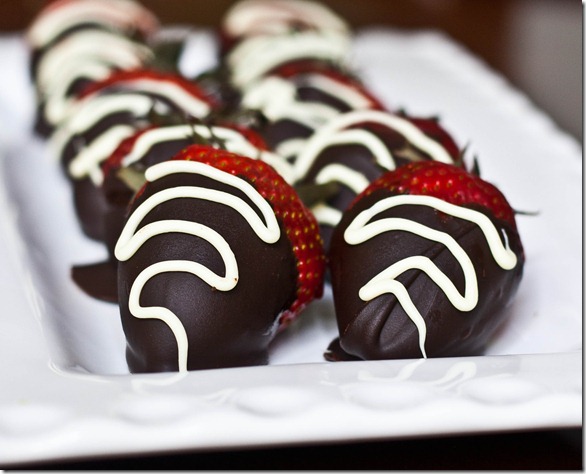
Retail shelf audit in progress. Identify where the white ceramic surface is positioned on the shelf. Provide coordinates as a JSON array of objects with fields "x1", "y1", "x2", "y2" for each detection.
[{"x1": 0, "y1": 28, "x2": 582, "y2": 466}]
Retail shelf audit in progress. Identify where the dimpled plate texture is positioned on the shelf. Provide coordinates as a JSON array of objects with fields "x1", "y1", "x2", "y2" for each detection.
[{"x1": 0, "y1": 28, "x2": 581, "y2": 466}]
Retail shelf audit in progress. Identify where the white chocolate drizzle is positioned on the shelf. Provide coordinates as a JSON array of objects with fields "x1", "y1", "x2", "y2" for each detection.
[
  {"x1": 83, "y1": 78, "x2": 212, "y2": 118},
  {"x1": 294, "y1": 110, "x2": 456, "y2": 229},
  {"x1": 27, "y1": 0, "x2": 159, "y2": 48},
  {"x1": 242, "y1": 73, "x2": 375, "y2": 128},
  {"x1": 295, "y1": 109, "x2": 454, "y2": 179},
  {"x1": 275, "y1": 138, "x2": 307, "y2": 162},
  {"x1": 227, "y1": 30, "x2": 351, "y2": 88},
  {"x1": 50, "y1": 93, "x2": 156, "y2": 184},
  {"x1": 242, "y1": 76, "x2": 340, "y2": 130},
  {"x1": 43, "y1": 60, "x2": 119, "y2": 126},
  {"x1": 222, "y1": 0, "x2": 349, "y2": 39},
  {"x1": 297, "y1": 163, "x2": 369, "y2": 228},
  {"x1": 241, "y1": 72, "x2": 380, "y2": 165},
  {"x1": 311, "y1": 202, "x2": 342, "y2": 228},
  {"x1": 71, "y1": 124, "x2": 137, "y2": 184},
  {"x1": 119, "y1": 124, "x2": 294, "y2": 183},
  {"x1": 35, "y1": 29, "x2": 152, "y2": 94},
  {"x1": 344, "y1": 194, "x2": 518, "y2": 358},
  {"x1": 115, "y1": 160, "x2": 281, "y2": 371},
  {"x1": 51, "y1": 82, "x2": 212, "y2": 184},
  {"x1": 298, "y1": 73, "x2": 377, "y2": 110}
]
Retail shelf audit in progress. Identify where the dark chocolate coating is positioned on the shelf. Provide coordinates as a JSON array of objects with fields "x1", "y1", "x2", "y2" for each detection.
[
  {"x1": 326, "y1": 189, "x2": 524, "y2": 361},
  {"x1": 261, "y1": 119, "x2": 314, "y2": 157},
  {"x1": 72, "y1": 260, "x2": 118, "y2": 303},
  {"x1": 117, "y1": 170, "x2": 298, "y2": 372},
  {"x1": 295, "y1": 80, "x2": 361, "y2": 113},
  {"x1": 73, "y1": 177, "x2": 115, "y2": 242}
]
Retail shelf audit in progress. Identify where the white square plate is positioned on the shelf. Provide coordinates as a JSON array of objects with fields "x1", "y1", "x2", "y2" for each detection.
[{"x1": 0, "y1": 29, "x2": 581, "y2": 466}]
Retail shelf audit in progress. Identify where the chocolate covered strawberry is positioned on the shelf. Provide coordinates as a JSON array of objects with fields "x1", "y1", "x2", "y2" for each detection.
[
  {"x1": 115, "y1": 144, "x2": 325, "y2": 372},
  {"x1": 326, "y1": 161, "x2": 524, "y2": 361}
]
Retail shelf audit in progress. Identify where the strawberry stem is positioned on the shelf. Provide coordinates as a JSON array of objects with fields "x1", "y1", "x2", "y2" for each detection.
[
  {"x1": 116, "y1": 166, "x2": 147, "y2": 192},
  {"x1": 294, "y1": 182, "x2": 340, "y2": 208}
]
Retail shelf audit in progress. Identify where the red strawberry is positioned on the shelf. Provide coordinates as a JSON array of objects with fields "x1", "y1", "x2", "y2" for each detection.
[
  {"x1": 356, "y1": 160, "x2": 517, "y2": 230},
  {"x1": 173, "y1": 144, "x2": 326, "y2": 326}
]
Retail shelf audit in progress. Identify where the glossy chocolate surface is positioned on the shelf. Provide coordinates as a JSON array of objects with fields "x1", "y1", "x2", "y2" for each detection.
[
  {"x1": 117, "y1": 170, "x2": 298, "y2": 372},
  {"x1": 326, "y1": 189, "x2": 524, "y2": 361}
]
